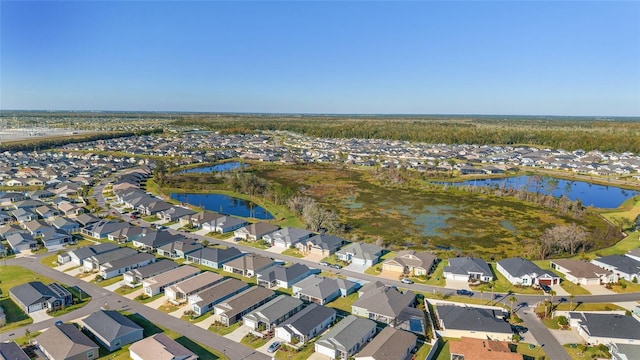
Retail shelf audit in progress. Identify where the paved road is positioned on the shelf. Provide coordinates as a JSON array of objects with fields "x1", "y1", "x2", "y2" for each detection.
[
  {"x1": 517, "y1": 308, "x2": 571, "y2": 360},
  {"x1": 1, "y1": 256, "x2": 268, "y2": 360}
]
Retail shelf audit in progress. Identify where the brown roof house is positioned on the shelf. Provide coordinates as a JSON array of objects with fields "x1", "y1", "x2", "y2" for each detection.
[
  {"x1": 353, "y1": 327, "x2": 417, "y2": 360},
  {"x1": 222, "y1": 253, "x2": 275, "y2": 277},
  {"x1": 36, "y1": 323, "x2": 99, "y2": 360},
  {"x1": 448, "y1": 337, "x2": 523, "y2": 360},
  {"x1": 550, "y1": 259, "x2": 617, "y2": 285},
  {"x1": 129, "y1": 333, "x2": 198, "y2": 360},
  {"x1": 381, "y1": 250, "x2": 437, "y2": 277}
]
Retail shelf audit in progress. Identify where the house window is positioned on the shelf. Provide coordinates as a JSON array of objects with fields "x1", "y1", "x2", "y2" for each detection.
[
  {"x1": 115, "y1": 339, "x2": 121, "y2": 347},
  {"x1": 87, "y1": 350, "x2": 94, "y2": 358}
]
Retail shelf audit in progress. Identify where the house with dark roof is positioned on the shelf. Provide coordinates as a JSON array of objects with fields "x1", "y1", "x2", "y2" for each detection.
[
  {"x1": 0, "y1": 341, "x2": 30, "y2": 360},
  {"x1": 156, "y1": 240, "x2": 203, "y2": 259},
  {"x1": 233, "y1": 222, "x2": 279, "y2": 241},
  {"x1": 314, "y1": 315, "x2": 377, "y2": 360},
  {"x1": 107, "y1": 226, "x2": 146, "y2": 243},
  {"x1": 158, "y1": 206, "x2": 196, "y2": 222},
  {"x1": 263, "y1": 227, "x2": 315, "y2": 248},
  {"x1": 352, "y1": 285, "x2": 423, "y2": 334},
  {"x1": 444, "y1": 257, "x2": 494, "y2": 282},
  {"x1": 434, "y1": 305, "x2": 512, "y2": 341},
  {"x1": 591, "y1": 255, "x2": 640, "y2": 282},
  {"x1": 256, "y1": 263, "x2": 316, "y2": 289},
  {"x1": 292, "y1": 276, "x2": 359, "y2": 305},
  {"x1": 41, "y1": 229, "x2": 74, "y2": 249},
  {"x1": 123, "y1": 259, "x2": 180, "y2": 287},
  {"x1": 242, "y1": 295, "x2": 304, "y2": 331},
  {"x1": 202, "y1": 215, "x2": 248, "y2": 234},
  {"x1": 274, "y1": 303, "x2": 336, "y2": 345},
  {"x1": 189, "y1": 278, "x2": 250, "y2": 316},
  {"x1": 9, "y1": 281, "x2": 72, "y2": 313},
  {"x1": 180, "y1": 211, "x2": 223, "y2": 229},
  {"x1": 497, "y1": 257, "x2": 560, "y2": 286},
  {"x1": 295, "y1": 234, "x2": 346, "y2": 258},
  {"x1": 129, "y1": 333, "x2": 198, "y2": 360},
  {"x1": 131, "y1": 230, "x2": 184, "y2": 251},
  {"x1": 627, "y1": 248, "x2": 640, "y2": 262},
  {"x1": 37, "y1": 323, "x2": 99, "y2": 360},
  {"x1": 185, "y1": 246, "x2": 244, "y2": 269},
  {"x1": 99, "y1": 252, "x2": 156, "y2": 279},
  {"x1": 51, "y1": 217, "x2": 80, "y2": 234},
  {"x1": 82, "y1": 220, "x2": 130, "y2": 239},
  {"x1": 382, "y1": 250, "x2": 437, "y2": 277},
  {"x1": 550, "y1": 259, "x2": 617, "y2": 285},
  {"x1": 82, "y1": 310, "x2": 144, "y2": 351},
  {"x1": 6, "y1": 232, "x2": 37, "y2": 253},
  {"x1": 568, "y1": 312, "x2": 640, "y2": 345},
  {"x1": 213, "y1": 286, "x2": 276, "y2": 326},
  {"x1": 222, "y1": 253, "x2": 275, "y2": 277},
  {"x1": 336, "y1": 242, "x2": 385, "y2": 267},
  {"x1": 353, "y1": 327, "x2": 417, "y2": 360}
]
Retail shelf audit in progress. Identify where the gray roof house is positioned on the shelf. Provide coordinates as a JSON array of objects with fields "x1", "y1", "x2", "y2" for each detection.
[
  {"x1": 51, "y1": 217, "x2": 80, "y2": 234},
  {"x1": 354, "y1": 327, "x2": 417, "y2": 360},
  {"x1": 132, "y1": 230, "x2": 184, "y2": 251},
  {"x1": 352, "y1": 285, "x2": 418, "y2": 330},
  {"x1": 336, "y1": 242, "x2": 385, "y2": 267},
  {"x1": 591, "y1": 255, "x2": 640, "y2": 282},
  {"x1": 568, "y1": 312, "x2": 640, "y2": 345},
  {"x1": 81, "y1": 220, "x2": 130, "y2": 239},
  {"x1": 222, "y1": 253, "x2": 275, "y2": 277},
  {"x1": 314, "y1": 315, "x2": 377, "y2": 360},
  {"x1": 143, "y1": 265, "x2": 201, "y2": 296},
  {"x1": 82, "y1": 310, "x2": 144, "y2": 351},
  {"x1": 158, "y1": 206, "x2": 197, "y2": 222},
  {"x1": 9, "y1": 281, "x2": 72, "y2": 314},
  {"x1": 123, "y1": 259, "x2": 180, "y2": 287},
  {"x1": 444, "y1": 257, "x2": 494, "y2": 282},
  {"x1": 292, "y1": 276, "x2": 359, "y2": 305},
  {"x1": 550, "y1": 259, "x2": 617, "y2": 285},
  {"x1": 83, "y1": 247, "x2": 137, "y2": 271},
  {"x1": 0, "y1": 341, "x2": 30, "y2": 360},
  {"x1": 64, "y1": 242, "x2": 119, "y2": 266},
  {"x1": 0, "y1": 224, "x2": 23, "y2": 239},
  {"x1": 496, "y1": 257, "x2": 560, "y2": 286},
  {"x1": 381, "y1": 250, "x2": 437, "y2": 277},
  {"x1": 189, "y1": 278, "x2": 250, "y2": 316},
  {"x1": 165, "y1": 271, "x2": 224, "y2": 303},
  {"x1": 129, "y1": 333, "x2": 198, "y2": 360},
  {"x1": 99, "y1": 252, "x2": 156, "y2": 279},
  {"x1": 627, "y1": 248, "x2": 640, "y2": 262},
  {"x1": 107, "y1": 226, "x2": 146, "y2": 243},
  {"x1": 233, "y1": 222, "x2": 279, "y2": 241},
  {"x1": 609, "y1": 343, "x2": 640, "y2": 360},
  {"x1": 296, "y1": 234, "x2": 347, "y2": 257},
  {"x1": 37, "y1": 323, "x2": 99, "y2": 360},
  {"x1": 213, "y1": 286, "x2": 276, "y2": 326},
  {"x1": 256, "y1": 263, "x2": 316, "y2": 289},
  {"x1": 157, "y1": 240, "x2": 203, "y2": 259},
  {"x1": 263, "y1": 227, "x2": 315, "y2": 248},
  {"x1": 185, "y1": 246, "x2": 244, "y2": 269},
  {"x1": 435, "y1": 305, "x2": 512, "y2": 341},
  {"x1": 201, "y1": 215, "x2": 248, "y2": 234},
  {"x1": 274, "y1": 303, "x2": 337, "y2": 345},
  {"x1": 6, "y1": 232, "x2": 37, "y2": 253},
  {"x1": 242, "y1": 295, "x2": 304, "y2": 331}
]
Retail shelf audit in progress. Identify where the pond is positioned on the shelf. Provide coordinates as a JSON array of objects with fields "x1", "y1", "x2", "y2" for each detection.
[
  {"x1": 446, "y1": 176, "x2": 638, "y2": 208},
  {"x1": 170, "y1": 193, "x2": 273, "y2": 219},
  {"x1": 180, "y1": 161, "x2": 245, "y2": 174}
]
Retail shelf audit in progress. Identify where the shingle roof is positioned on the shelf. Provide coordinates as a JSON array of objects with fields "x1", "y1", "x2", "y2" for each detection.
[
  {"x1": 10, "y1": 282, "x2": 59, "y2": 307},
  {"x1": 0, "y1": 341, "x2": 30, "y2": 360},
  {"x1": 497, "y1": 257, "x2": 556, "y2": 278},
  {"x1": 36, "y1": 323, "x2": 98, "y2": 359},
  {"x1": 276, "y1": 303, "x2": 336, "y2": 335},
  {"x1": 316, "y1": 315, "x2": 377, "y2": 353},
  {"x1": 569, "y1": 312, "x2": 640, "y2": 340},
  {"x1": 129, "y1": 333, "x2": 198, "y2": 360},
  {"x1": 444, "y1": 257, "x2": 492, "y2": 277},
  {"x1": 592, "y1": 255, "x2": 640, "y2": 275},
  {"x1": 437, "y1": 305, "x2": 512, "y2": 334},
  {"x1": 355, "y1": 327, "x2": 417, "y2": 360},
  {"x1": 352, "y1": 286, "x2": 415, "y2": 319},
  {"x1": 82, "y1": 310, "x2": 143, "y2": 342}
]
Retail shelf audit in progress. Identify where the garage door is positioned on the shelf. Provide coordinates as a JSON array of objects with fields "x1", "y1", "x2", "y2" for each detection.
[{"x1": 538, "y1": 279, "x2": 552, "y2": 286}]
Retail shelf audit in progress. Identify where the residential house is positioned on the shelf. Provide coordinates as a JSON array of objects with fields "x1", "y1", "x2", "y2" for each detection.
[
  {"x1": 123, "y1": 259, "x2": 179, "y2": 287},
  {"x1": 0, "y1": 224, "x2": 23, "y2": 240},
  {"x1": 609, "y1": 343, "x2": 640, "y2": 360},
  {"x1": 156, "y1": 240, "x2": 203, "y2": 259},
  {"x1": 74, "y1": 213, "x2": 100, "y2": 228},
  {"x1": 99, "y1": 252, "x2": 156, "y2": 279},
  {"x1": 129, "y1": 333, "x2": 198, "y2": 360},
  {"x1": 591, "y1": 255, "x2": 640, "y2": 282},
  {"x1": 36, "y1": 323, "x2": 99, "y2": 360},
  {"x1": 63, "y1": 243, "x2": 119, "y2": 266},
  {"x1": 353, "y1": 327, "x2": 417, "y2": 360},
  {"x1": 336, "y1": 242, "x2": 385, "y2": 267},
  {"x1": 434, "y1": 305, "x2": 512, "y2": 341},
  {"x1": 352, "y1": 284, "x2": 423, "y2": 334},
  {"x1": 185, "y1": 246, "x2": 244, "y2": 269},
  {"x1": 233, "y1": 222, "x2": 279, "y2": 241},
  {"x1": 0, "y1": 210, "x2": 12, "y2": 225},
  {"x1": 314, "y1": 315, "x2": 377, "y2": 360},
  {"x1": 627, "y1": 248, "x2": 640, "y2": 262},
  {"x1": 34, "y1": 205, "x2": 61, "y2": 220},
  {"x1": 189, "y1": 278, "x2": 250, "y2": 316},
  {"x1": 550, "y1": 259, "x2": 617, "y2": 285},
  {"x1": 180, "y1": 211, "x2": 223, "y2": 229},
  {"x1": 444, "y1": 257, "x2": 494, "y2": 282},
  {"x1": 131, "y1": 230, "x2": 184, "y2": 251},
  {"x1": 381, "y1": 250, "x2": 437, "y2": 277},
  {"x1": 41, "y1": 229, "x2": 74, "y2": 250},
  {"x1": 158, "y1": 206, "x2": 196, "y2": 223},
  {"x1": 292, "y1": 276, "x2": 359, "y2": 305},
  {"x1": 165, "y1": 271, "x2": 224, "y2": 303},
  {"x1": 24, "y1": 220, "x2": 54, "y2": 238},
  {"x1": 83, "y1": 247, "x2": 137, "y2": 272},
  {"x1": 0, "y1": 341, "x2": 30, "y2": 360},
  {"x1": 82, "y1": 220, "x2": 130, "y2": 239},
  {"x1": 6, "y1": 232, "x2": 37, "y2": 253},
  {"x1": 137, "y1": 199, "x2": 173, "y2": 216},
  {"x1": 202, "y1": 215, "x2": 248, "y2": 234},
  {"x1": 256, "y1": 263, "x2": 316, "y2": 289},
  {"x1": 82, "y1": 310, "x2": 144, "y2": 351},
  {"x1": 107, "y1": 226, "x2": 146, "y2": 243},
  {"x1": 295, "y1": 234, "x2": 346, "y2": 258},
  {"x1": 263, "y1": 227, "x2": 314, "y2": 248},
  {"x1": 448, "y1": 337, "x2": 523, "y2": 360},
  {"x1": 143, "y1": 265, "x2": 201, "y2": 296},
  {"x1": 222, "y1": 253, "x2": 275, "y2": 277},
  {"x1": 57, "y1": 202, "x2": 86, "y2": 217},
  {"x1": 0, "y1": 192, "x2": 27, "y2": 205},
  {"x1": 9, "y1": 282, "x2": 72, "y2": 313},
  {"x1": 274, "y1": 303, "x2": 336, "y2": 345},
  {"x1": 568, "y1": 312, "x2": 640, "y2": 345},
  {"x1": 213, "y1": 286, "x2": 276, "y2": 326},
  {"x1": 51, "y1": 217, "x2": 80, "y2": 234},
  {"x1": 496, "y1": 257, "x2": 560, "y2": 286},
  {"x1": 242, "y1": 295, "x2": 304, "y2": 331},
  {"x1": 11, "y1": 208, "x2": 35, "y2": 223}
]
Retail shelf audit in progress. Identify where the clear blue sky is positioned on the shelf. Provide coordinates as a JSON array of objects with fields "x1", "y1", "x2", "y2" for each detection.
[{"x1": 2, "y1": 1, "x2": 639, "y2": 116}]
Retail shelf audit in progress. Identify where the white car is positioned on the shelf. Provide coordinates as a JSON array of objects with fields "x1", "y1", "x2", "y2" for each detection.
[{"x1": 400, "y1": 278, "x2": 414, "y2": 284}]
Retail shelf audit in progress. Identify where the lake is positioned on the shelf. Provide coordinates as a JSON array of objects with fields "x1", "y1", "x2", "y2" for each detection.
[
  {"x1": 180, "y1": 161, "x2": 245, "y2": 173},
  {"x1": 170, "y1": 193, "x2": 273, "y2": 219},
  {"x1": 447, "y1": 176, "x2": 638, "y2": 208}
]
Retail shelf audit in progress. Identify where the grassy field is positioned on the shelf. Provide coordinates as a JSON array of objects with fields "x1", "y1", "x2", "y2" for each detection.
[
  {"x1": 209, "y1": 321, "x2": 241, "y2": 336},
  {"x1": 240, "y1": 333, "x2": 268, "y2": 348},
  {"x1": 0, "y1": 266, "x2": 54, "y2": 332},
  {"x1": 326, "y1": 292, "x2": 358, "y2": 314},
  {"x1": 532, "y1": 260, "x2": 591, "y2": 295},
  {"x1": 563, "y1": 343, "x2": 610, "y2": 360}
]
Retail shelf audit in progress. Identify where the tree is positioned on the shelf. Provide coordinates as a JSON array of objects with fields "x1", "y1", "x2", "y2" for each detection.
[
  {"x1": 509, "y1": 295, "x2": 518, "y2": 317},
  {"x1": 201, "y1": 240, "x2": 210, "y2": 247}
]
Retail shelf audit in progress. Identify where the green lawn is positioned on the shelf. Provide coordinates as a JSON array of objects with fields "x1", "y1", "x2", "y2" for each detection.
[
  {"x1": 608, "y1": 279, "x2": 640, "y2": 293},
  {"x1": 326, "y1": 292, "x2": 358, "y2": 314},
  {"x1": 48, "y1": 285, "x2": 92, "y2": 317},
  {"x1": 135, "y1": 293, "x2": 163, "y2": 304},
  {"x1": 517, "y1": 343, "x2": 547, "y2": 360},
  {"x1": 240, "y1": 333, "x2": 268, "y2": 348},
  {"x1": 536, "y1": 302, "x2": 624, "y2": 313},
  {"x1": 92, "y1": 275, "x2": 124, "y2": 287},
  {"x1": 414, "y1": 342, "x2": 433, "y2": 360},
  {"x1": 114, "y1": 285, "x2": 140, "y2": 295},
  {"x1": 563, "y1": 343, "x2": 610, "y2": 360},
  {"x1": 473, "y1": 263, "x2": 543, "y2": 295},
  {"x1": 209, "y1": 321, "x2": 241, "y2": 336},
  {"x1": 275, "y1": 342, "x2": 316, "y2": 360},
  {"x1": 281, "y1": 248, "x2": 304, "y2": 258},
  {"x1": 0, "y1": 266, "x2": 55, "y2": 332},
  {"x1": 423, "y1": 260, "x2": 447, "y2": 286}
]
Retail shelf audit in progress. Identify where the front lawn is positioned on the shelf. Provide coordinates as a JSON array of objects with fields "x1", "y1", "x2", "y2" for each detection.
[
  {"x1": 135, "y1": 293, "x2": 163, "y2": 304},
  {"x1": 209, "y1": 321, "x2": 241, "y2": 336},
  {"x1": 608, "y1": 279, "x2": 640, "y2": 293},
  {"x1": 275, "y1": 342, "x2": 316, "y2": 360},
  {"x1": 564, "y1": 343, "x2": 611, "y2": 360},
  {"x1": 281, "y1": 248, "x2": 304, "y2": 258},
  {"x1": 114, "y1": 285, "x2": 140, "y2": 295},
  {"x1": 240, "y1": 333, "x2": 268, "y2": 348},
  {"x1": 0, "y1": 266, "x2": 55, "y2": 332},
  {"x1": 473, "y1": 263, "x2": 543, "y2": 295},
  {"x1": 92, "y1": 275, "x2": 123, "y2": 287},
  {"x1": 326, "y1": 292, "x2": 358, "y2": 314}
]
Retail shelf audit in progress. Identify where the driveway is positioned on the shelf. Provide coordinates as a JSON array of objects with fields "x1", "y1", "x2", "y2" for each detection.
[
  {"x1": 582, "y1": 284, "x2": 615, "y2": 295},
  {"x1": 551, "y1": 284, "x2": 570, "y2": 296},
  {"x1": 55, "y1": 262, "x2": 78, "y2": 272},
  {"x1": 256, "y1": 337, "x2": 285, "y2": 355},
  {"x1": 445, "y1": 279, "x2": 471, "y2": 290},
  {"x1": 103, "y1": 280, "x2": 124, "y2": 292},
  {"x1": 302, "y1": 253, "x2": 324, "y2": 263},
  {"x1": 145, "y1": 296, "x2": 168, "y2": 310},
  {"x1": 378, "y1": 270, "x2": 402, "y2": 280},
  {"x1": 124, "y1": 288, "x2": 144, "y2": 300},
  {"x1": 196, "y1": 313, "x2": 220, "y2": 329},
  {"x1": 308, "y1": 353, "x2": 332, "y2": 360},
  {"x1": 265, "y1": 246, "x2": 284, "y2": 254},
  {"x1": 549, "y1": 328, "x2": 583, "y2": 345},
  {"x1": 224, "y1": 324, "x2": 251, "y2": 342},
  {"x1": 29, "y1": 309, "x2": 53, "y2": 323},
  {"x1": 344, "y1": 263, "x2": 368, "y2": 273}
]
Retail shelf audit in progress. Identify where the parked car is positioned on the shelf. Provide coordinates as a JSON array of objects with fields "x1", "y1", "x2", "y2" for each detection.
[
  {"x1": 330, "y1": 264, "x2": 342, "y2": 269},
  {"x1": 401, "y1": 278, "x2": 414, "y2": 284},
  {"x1": 540, "y1": 284, "x2": 551, "y2": 293},
  {"x1": 267, "y1": 341, "x2": 281, "y2": 353},
  {"x1": 319, "y1": 261, "x2": 330, "y2": 266},
  {"x1": 456, "y1": 289, "x2": 474, "y2": 297}
]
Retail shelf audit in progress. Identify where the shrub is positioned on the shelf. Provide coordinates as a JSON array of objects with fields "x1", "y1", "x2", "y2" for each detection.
[{"x1": 557, "y1": 316, "x2": 568, "y2": 326}]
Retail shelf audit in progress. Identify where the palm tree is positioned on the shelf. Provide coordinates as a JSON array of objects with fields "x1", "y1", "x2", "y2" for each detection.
[{"x1": 508, "y1": 295, "x2": 518, "y2": 317}]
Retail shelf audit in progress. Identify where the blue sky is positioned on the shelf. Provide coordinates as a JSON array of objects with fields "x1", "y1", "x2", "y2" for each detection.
[{"x1": 2, "y1": 1, "x2": 639, "y2": 116}]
